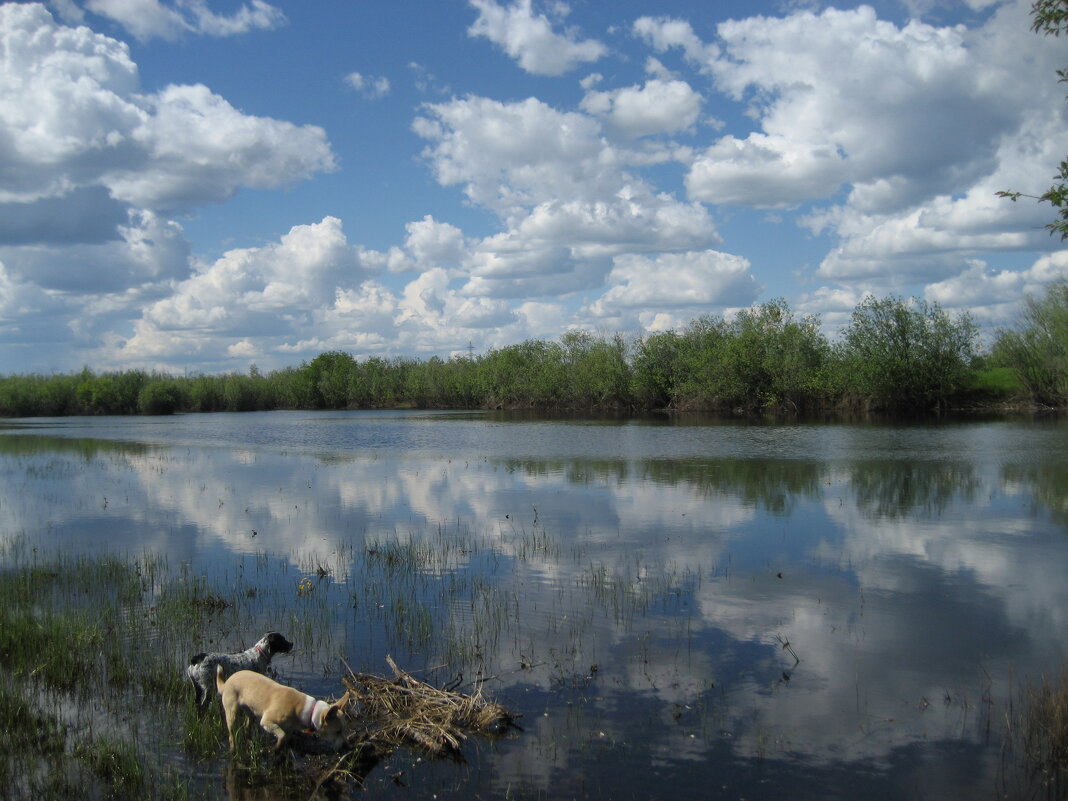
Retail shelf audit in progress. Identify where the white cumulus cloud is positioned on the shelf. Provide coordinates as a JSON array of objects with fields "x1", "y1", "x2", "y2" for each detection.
[
  {"x1": 467, "y1": 0, "x2": 606, "y2": 76},
  {"x1": 0, "y1": 4, "x2": 335, "y2": 215},
  {"x1": 587, "y1": 250, "x2": 760, "y2": 320},
  {"x1": 580, "y1": 78, "x2": 701, "y2": 138},
  {"x1": 415, "y1": 93, "x2": 723, "y2": 300}
]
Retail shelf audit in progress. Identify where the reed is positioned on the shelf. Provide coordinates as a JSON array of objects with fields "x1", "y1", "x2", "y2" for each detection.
[{"x1": 1021, "y1": 667, "x2": 1068, "y2": 790}]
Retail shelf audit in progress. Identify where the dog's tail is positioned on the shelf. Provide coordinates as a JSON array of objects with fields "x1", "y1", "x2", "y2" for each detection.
[{"x1": 215, "y1": 663, "x2": 227, "y2": 695}]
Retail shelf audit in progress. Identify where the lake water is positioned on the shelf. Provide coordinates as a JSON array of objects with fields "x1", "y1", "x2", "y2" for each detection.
[{"x1": 2, "y1": 409, "x2": 1067, "y2": 799}]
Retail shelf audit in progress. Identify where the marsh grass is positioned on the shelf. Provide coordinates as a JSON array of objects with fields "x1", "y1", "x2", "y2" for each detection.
[
  {"x1": 74, "y1": 736, "x2": 148, "y2": 797},
  {"x1": 0, "y1": 542, "x2": 324, "y2": 800},
  {"x1": 181, "y1": 699, "x2": 227, "y2": 759},
  {"x1": 0, "y1": 680, "x2": 67, "y2": 789},
  {"x1": 1017, "y1": 667, "x2": 1068, "y2": 792},
  {"x1": 0, "y1": 515, "x2": 776, "y2": 800}
]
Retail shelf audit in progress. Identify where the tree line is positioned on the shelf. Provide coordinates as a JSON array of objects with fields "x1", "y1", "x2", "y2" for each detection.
[{"x1": 2, "y1": 288, "x2": 1066, "y2": 418}]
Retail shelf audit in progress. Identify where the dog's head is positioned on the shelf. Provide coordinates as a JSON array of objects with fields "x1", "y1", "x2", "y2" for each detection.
[
  {"x1": 317, "y1": 692, "x2": 352, "y2": 746},
  {"x1": 259, "y1": 631, "x2": 294, "y2": 657}
]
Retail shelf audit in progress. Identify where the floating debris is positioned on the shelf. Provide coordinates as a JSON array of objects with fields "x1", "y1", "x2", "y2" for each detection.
[
  {"x1": 338, "y1": 655, "x2": 518, "y2": 763},
  {"x1": 283, "y1": 654, "x2": 518, "y2": 774}
]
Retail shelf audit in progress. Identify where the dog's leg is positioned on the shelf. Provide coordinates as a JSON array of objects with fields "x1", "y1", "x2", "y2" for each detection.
[
  {"x1": 222, "y1": 696, "x2": 239, "y2": 750},
  {"x1": 260, "y1": 718, "x2": 289, "y2": 751}
]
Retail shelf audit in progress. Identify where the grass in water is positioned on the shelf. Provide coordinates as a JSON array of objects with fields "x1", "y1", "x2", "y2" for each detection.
[
  {"x1": 1022, "y1": 667, "x2": 1068, "y2": 790},
  {"x1": 0, "y1": 545, "x2": 286, "y2": 800}
]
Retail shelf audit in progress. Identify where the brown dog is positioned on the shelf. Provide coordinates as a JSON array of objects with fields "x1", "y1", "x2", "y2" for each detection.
[{"x1": 216, "y1": 665, "x2": 350, "y2": 751}]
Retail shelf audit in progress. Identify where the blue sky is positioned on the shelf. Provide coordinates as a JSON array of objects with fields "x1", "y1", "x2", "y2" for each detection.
[{"x1": 1, "y1": 0, "x2": 1066, "y2": 374}]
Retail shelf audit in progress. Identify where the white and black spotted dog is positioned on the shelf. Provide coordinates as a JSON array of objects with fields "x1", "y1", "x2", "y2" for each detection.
[{"x1": 186, "y1": 631, "x2": 293, "y2": 707}]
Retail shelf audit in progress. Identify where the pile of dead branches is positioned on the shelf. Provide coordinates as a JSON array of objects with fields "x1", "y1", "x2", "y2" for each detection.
[{"x1": 339, "y1": 656, "x2": 517, "y2": 762}]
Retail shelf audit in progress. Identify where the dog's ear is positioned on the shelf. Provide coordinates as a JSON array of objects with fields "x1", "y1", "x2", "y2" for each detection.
[{"x1": 326, "y1": 692, "x2": 351, "y2": 719}]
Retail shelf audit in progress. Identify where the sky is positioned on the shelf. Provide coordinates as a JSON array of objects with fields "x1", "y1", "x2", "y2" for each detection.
[{"x1": 1, "y1": 0, "x2": 1066, "y2": 375}]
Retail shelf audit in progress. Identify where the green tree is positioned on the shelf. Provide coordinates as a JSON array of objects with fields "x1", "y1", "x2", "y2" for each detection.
[
  {"x1": 76, "y1": 373, "x2": 121, "y2": 414},
  {"x1": 722, "y1": 299, "x2": 831, "y2": 410},
  {"x1": 992, "y1": 281, "x2": 1068, "y2": 404},
  {"x1": 186, "y1": 374, "x2": 225, "y2": 412},
  {"x1": 561, "y1": 331, "x2": 631, "y2": 409},
  {"x1": 841, "y1": 295, "x2": 978, "y2": 411},
  {"x1": 632, "y1": 331, "x2": 684, "y2": 408},
  {"x1": 137, "y1": 378, "x2": 181, "y2": 415},
  {"x1": 301, "y1": 351, "x2": 357, "y2": 408},
  {"x1": 673, "y1": 314, "x2": 732, "y2": 407},
  {"x1": 268, "y1": 366, "x2": 315, "y2": 409},
  {"x1": 222, "y1": 372, "x2": 261, "y2": 411},
  {"x1": 998, "y1": 0, "x2": 1068, "y2": 240}
]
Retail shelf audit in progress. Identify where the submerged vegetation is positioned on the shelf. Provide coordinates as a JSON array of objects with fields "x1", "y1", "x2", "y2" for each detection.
[
  {"x1": 0, "y1": 514, "x2": 696, "y2": 800},
  {"x1": 1, "y1": 291, "x2": 1050, "y2": 417}
]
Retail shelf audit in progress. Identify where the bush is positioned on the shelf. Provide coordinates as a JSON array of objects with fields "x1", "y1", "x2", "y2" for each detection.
[
  {"x1": 992, "y1": 281, "x2": 1068, "y2": 405},
  {"x1": 137, "y1": 379, "x2": 181, "y2": 415},
  {"x1": 840, "y1": 295, "x2": 978, "y2": 411}
]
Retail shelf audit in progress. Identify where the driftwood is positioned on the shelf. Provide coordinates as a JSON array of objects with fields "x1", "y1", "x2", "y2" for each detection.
[
  {"x1": 338, "y1": 655, "x2": 517, "y2": 762},
  {"x1": 221, "y1": 658, "x2": 516, "y2": 798},
  {"x1": 284, "y1": 655, "x2": 517, "y2": 767}
]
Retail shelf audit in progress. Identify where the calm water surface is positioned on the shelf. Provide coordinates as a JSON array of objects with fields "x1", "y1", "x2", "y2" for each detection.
[{"x1": 2, "y1": 410, "x2": 1068, "y2": 800}]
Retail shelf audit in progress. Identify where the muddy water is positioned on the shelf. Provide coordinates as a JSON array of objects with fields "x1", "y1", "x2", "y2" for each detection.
[{"x1": 1, "y1": 410, "x2": 1067, "y2": 800}]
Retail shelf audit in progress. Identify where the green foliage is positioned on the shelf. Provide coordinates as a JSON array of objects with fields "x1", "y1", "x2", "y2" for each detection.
[
  {"x1": 720, "y1": 299, "x2": 832, "y2": 410},
  {"x1": 0, "y1": 295, "x2": 1028, "y2": 416},
  {"x1": 561, "y1": 331, "x2": 631, "y2": 409},
  {"x1": 185, "y1": 374, "x2": 226, "y2": 412},
  {"x1": 631, "y1": 330, "x2": 683, "y2": 408},
  {"x1": 1031, "y1": 0, "x2": 1068, "y2": 37},
  {"x1": 75, "y1": 370, "x2": 145, "y2": 415},
  {"x1": 633, "y1": 300, "x2": 833, "y2": 411},
  {"x1": 137, "y1": 377, "x2": 182, "y2": 415},
  {"x1": 840, "y1": 295, "x2": 978, "y2": 411},
  {"x1": 221, "y1": 370, "x2": 264, "y2": 412},
  {"x1": 992, "y1": 281, "x2": 1068, "y2": 405},
  {"x1": 480, "y1": 339, "x2": 567, "y2": 408},
  {"x1": 303, "y1": 350, "x2": 358, "y2": 408},
  {"x1": 961, "y1": 367, "x2": 1022, "y2": 402}
]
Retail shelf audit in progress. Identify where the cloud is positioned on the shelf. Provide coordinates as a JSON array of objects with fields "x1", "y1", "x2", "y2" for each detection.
[
  {"x1": 579, "y1": 78, "x2": 701, "y2": 138},
  {"x1": 0, "y1": 209, "x2": 190, "y2": 292},
  {"x1": 414, "y1": 95, "x2": 609, "y2": 216},
  {"x1": 104, "y1": 83, "x2": 336, "y2": 211},
  {"x1": 633, "y1": 0, "x2": 1068, "y2": 332},
  {"x1": 0, "y1": 187, "x2": 127, "y2": 245},
  {"x1": 140, "y1": 216, "x2": 369, "y2": 332},
  {"x1": 344, "y1": 72, "x2": 391, "y2": 99},
  {"x1": 467, "y1": 0, "x2": 606, "y2": 76},
  {"x1": 109, "y1": 216, "x2": 378, "y2": 366},
  {"x1": 632, "y1": 16, "x2": 719, "y2": 67},
  {"x1": 0, "y1": 5, "x2": 336, "y2": 214},
  {"x1": 637, "y1": 3, "x2": 1064, "y2": 222},
  {"x1": 413, "y1": 93, "x2": 716, "y2": 236},
  {"x1": 83, "y1": 0, "x2": 285, "y2": 42},
  {"x1": 924, "y1": 252, "x2": 1068, "y2": 310},
  {"x1": 113, "y1": 216, "x2": 516, "y2": 367},
  {"x1": 587, "y1": 250, "x2": 761, "y2": 319},
  {"x1": 404, "y1": 216, "x2": 466, "y2": 271},
  {"x1": 416, "y1": 93, "x2": 722, "y2": 300},
  {"x1": 0, "y1": 261, "x2": 74, "y2": 346},
  {"x1": 695, "y1": 6, "x2": 1025, "y2": 209},
  {"x1": 396, "y1": 267, "x2": 516, "y2": 329}
]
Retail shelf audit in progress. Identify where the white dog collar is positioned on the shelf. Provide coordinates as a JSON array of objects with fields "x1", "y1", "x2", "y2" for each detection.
[{"x1": 300, "y1": 696, "x2": 328, "y2": 730}]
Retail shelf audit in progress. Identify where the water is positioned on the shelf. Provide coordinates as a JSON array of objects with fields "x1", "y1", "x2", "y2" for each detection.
[{"x1": 1, "y1": 409, "x2": 1067, "y2": 799}]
